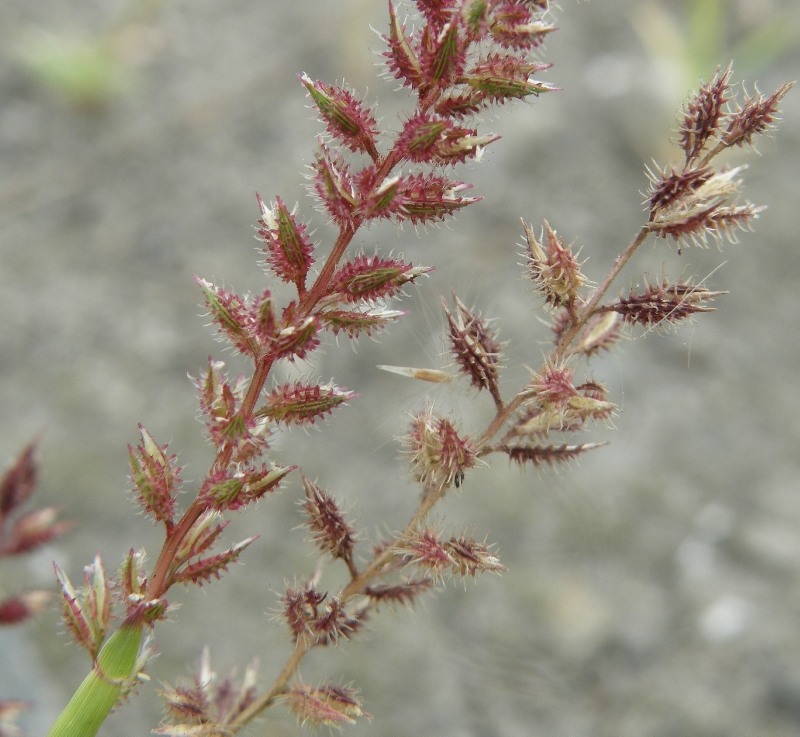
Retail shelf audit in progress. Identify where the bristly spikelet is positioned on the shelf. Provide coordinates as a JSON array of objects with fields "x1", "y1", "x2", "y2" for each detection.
[
  {"x1": 300, "y1": 475, "x2": 357, "y2": 566},
  {"x1": 608, "y1": 279, "x2": 724, "y2": 328},
  {"x1": 442, "y1": 295, "x2": 503, "y2": 406},
  {"x1": 722, "y1": 81, "x2": 794, "y2": 149},
  {"x1": 404, "y1": 407, "x2": 477, "y2": 491},
  {"x1": 678, "y1": 63, "x2": 732, "y2": 163},
  {"x1": 256, "y1": 195, "x2": 315, "y2": 292},
  {"x1": 522, "y1": 219, "x2": 586, "y2": 309}
]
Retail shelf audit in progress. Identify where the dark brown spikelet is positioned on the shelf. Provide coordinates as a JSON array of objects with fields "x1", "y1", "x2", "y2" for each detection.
[
  {"x1": 364, "y1": 578, "x2": 435, "y2": 607},
  {"x1": 503, "y1": 442, "x2": 605, "y2": 468},
  {"x1": 722, "y1": 81, "x2": 795, "y2": 149},
  {"x1": 679, "y1": 64, "x2": 732, "y2": 163},
  {"x1": 609, "y1": 280, "x2": 725, "y2": 328}
]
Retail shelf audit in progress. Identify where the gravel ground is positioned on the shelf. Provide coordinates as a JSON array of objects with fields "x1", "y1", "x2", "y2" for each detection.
[{"x1": 1, "y1": 1, "x2": 799, "y2": 735}]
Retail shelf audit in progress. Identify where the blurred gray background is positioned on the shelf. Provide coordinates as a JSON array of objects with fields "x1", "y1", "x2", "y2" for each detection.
[{"x1": 1, "y1": 0, "x2": 799, "y2": 735}]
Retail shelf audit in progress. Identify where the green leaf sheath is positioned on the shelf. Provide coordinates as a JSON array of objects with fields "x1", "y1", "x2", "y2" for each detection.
[{"x1": 46, "y1": 623, "x2": 143, "y2": 737}]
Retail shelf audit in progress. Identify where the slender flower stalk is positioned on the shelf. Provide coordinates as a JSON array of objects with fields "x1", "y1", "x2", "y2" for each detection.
[{"x1": 33, "y1": 2, "x2": 792, "y2": 735}]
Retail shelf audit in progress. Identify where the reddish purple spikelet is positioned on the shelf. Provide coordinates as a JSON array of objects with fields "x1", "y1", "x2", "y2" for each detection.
[
  {"x1": 398, "y1": 113, "x2": 493, "y2": 165},
  {"x1": 256, "y1": 194, "x2": 315, "y2": 291},
  {"x1": 172, "y1": 535, "x2": 257, "y2": 586},
  {"x1": 258, "y1": 382, "x2": 356, "y2": 426},
  {"x1": 193, "y1": 359, "x2": 271, "y2": 462},
  {"x1": 529, "y1": 363, "x2": 576, "y2": 407},
  {"x1": 489, "y1": 2, "x2": 555, "y2": 49},
  {"x1": 394, "y1": 528, "x2": 454, "y2": 578},
  {"x1": 1, "y1": 506, "x2": 71, "y2": 555},
  {"x1": 0, "y1": 590, "x2": 50, "y2": 625},
  {"x1": 421, "y1": 19, "x2": 467, "y2": 86},
  {"x1": 300, "y1": 475, "x2": 357, "y2": 565},
  {"x1": 465, "y1": 53, "x2": 554, "y2": 105},
  {"x1": 271, "y1": 303, "x2": 321, "y2": 361},
  {"x1": 384, "y1": 2, "x2": 425, "y2": 91},
  {"x1": 128, "y1": 425, "x2": 180, "y2": 529},
  {"x1": 199, "y1": 465, "x2": 292, "y2": 512},
  {"x1": 406, "y1": 408, "x2": 477, "y2": 490},
  {"x1": 443, "y1": 295, "x2": 503, "y2": 405},
  {"x1": 330, "y1": 254, "x2": 432, "y2": 303},
  {"x1": 300, "y1": 74, "x2": 380, "y2": 160},
  {"x1": 319, "y1": 305, "x2": 405, "y2": 339},
  {"x1": 0, "y1": 442, "x2": 38, "y2": 516},
  {"x1": 396, "y1": 172, "x2": 477, "y2": 224},
  {"x1": 197, "y1": 277, "x2": 260, "y2": 358},
  {"x1": 445, "y1": 535, "x2": 505, "y2": 577},
  {"x1": 312, "y1": 144, "x2": 357, "y2": 226}
]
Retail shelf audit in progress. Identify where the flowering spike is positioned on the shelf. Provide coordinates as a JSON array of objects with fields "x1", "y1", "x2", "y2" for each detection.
[
  {"x1": 442, "y1": 295, "x2": 503, "y2": 405},
  {"x1": 300, "y1": 475, "x2": 357, "y2": 565},
  {"x1": 256, "y1": 195, "x2": 315, "y2": 290},
  {"x1": 257, "y1": 382, "x2": 356, "y2": 426},
  {"x1": 330, "y1": 254, "x2": 432, "y2": 303},
  {"x1": 300, "y1": 74, "x2": 380, "y2": 160}
]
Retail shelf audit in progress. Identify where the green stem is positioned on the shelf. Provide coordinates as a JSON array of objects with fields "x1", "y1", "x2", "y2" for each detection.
[{"x1": 46, "y1": 622, "x2": 143, "y2": 737}]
